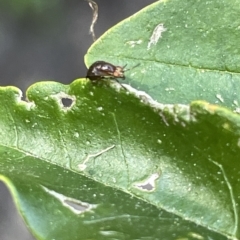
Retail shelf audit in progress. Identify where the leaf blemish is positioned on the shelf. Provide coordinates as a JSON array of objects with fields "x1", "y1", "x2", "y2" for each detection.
[
  {"x1": 234, "y1": 107, "x2": 240, "y2": 114},
  {"x1": 42, "y1": 186, "x2": 97, "y2": 214},
  {"x1": 133, "y1": 173, "x2": 160, "y2": 192},
  {"x1": 126, "y1": 39, "x2": 143, "y2": 48},
  {"x1": 215, "y1": 94, "x2": 224, "y2": 103},
  {"x1": 147, "y1": 23, "x2": 167, "y2": 50},
  {"x1": 122, "y1": 84, "x2": 192, "y2": 125},
  {"x1": 51, "y1": 92, "x2": 76, "y2": 111},
  {"x1": 78, "y1": 145, "x2": 115, "y2": 171}
]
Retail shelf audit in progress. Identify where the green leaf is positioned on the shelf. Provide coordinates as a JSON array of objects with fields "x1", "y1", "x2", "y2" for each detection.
[
  {"x1": 0, "y1": 80, "x2": 240, "y2": 239},
  {"x1": 1, "y1": 0, "x2": 240, "y2": 239},
  {"x1": 85, "y1": 0, "x2": 240, "y2": 111}
]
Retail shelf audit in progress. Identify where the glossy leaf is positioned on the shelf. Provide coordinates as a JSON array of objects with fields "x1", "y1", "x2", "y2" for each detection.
[
  {"x1": 85, "y1": 0, "x2": 240, "y2": 111},
  {"x1": 0, "y1": 80, "x2": 240, "y2": 239},
  {"x1": 1, "y1": 0, "x2": 240, "y2": 239}
]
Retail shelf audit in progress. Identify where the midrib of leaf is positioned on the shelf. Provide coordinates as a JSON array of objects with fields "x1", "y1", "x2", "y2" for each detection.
[{"x1": 113, "y1": 57, "x2": 240, "y2": 75}]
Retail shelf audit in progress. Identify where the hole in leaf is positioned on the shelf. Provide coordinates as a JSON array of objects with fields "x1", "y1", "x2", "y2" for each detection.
[
  {"x1": 64, "y1": 199, "x2": 89, "y2": 212},
  {"x1": 61, "y1": 97, "x2": 73, "y2": 107},
  {"x1": 51, "y1": 92, "x2": 76, "y2": 111},
  {"x1": 133, "y1": 173, "x2": 160, "y2": 192},
  {"x1": 42, "y1": 186, "x2": 97, "y2": 214},
  {"x1": 138, "y1": 182, "x2": 153, "y2": 191}
]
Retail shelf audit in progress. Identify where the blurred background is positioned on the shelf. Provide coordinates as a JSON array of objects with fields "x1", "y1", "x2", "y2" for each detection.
[{"x1": 0, "y1": 0, "x2": 156, "y2": 239}]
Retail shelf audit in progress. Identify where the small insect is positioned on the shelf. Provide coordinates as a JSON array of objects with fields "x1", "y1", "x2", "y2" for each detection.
[{"x1": 86, "y1": 61, "x2": 139, "y2": 88}]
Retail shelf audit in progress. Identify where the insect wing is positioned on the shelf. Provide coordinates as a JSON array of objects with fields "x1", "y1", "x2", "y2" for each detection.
[{"x1": 97, "y1": 62, "x2": 116, "y2": 77}]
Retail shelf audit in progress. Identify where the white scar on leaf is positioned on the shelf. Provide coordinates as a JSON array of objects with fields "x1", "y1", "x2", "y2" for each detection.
[
  {"x1": 147, "y1": 23, "x2": 167, "y2": 50},
  {"x1": 78, "y1": 145, "x2": 115, "y2": 171}
]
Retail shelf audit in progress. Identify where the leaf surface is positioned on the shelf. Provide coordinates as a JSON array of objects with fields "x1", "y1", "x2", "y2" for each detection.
[
  {"x1": 86, "y1": 0, "x2": 240, "y2": 111},
  {"x1": 1, "y1": 0, "x2": 240, "y2": 239},
  {"x1": 0, "y1": 80, "x2": 240, "y2": 239}
]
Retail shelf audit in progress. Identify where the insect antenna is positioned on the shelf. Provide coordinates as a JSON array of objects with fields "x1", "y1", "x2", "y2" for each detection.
[{"x1": 123, "y1": 63, "x2": 140, "y2": 72}]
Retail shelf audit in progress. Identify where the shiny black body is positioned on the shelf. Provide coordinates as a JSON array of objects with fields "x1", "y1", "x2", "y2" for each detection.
[{"x1": 86, "y1": 61, "x2": 125, "y2": 81}]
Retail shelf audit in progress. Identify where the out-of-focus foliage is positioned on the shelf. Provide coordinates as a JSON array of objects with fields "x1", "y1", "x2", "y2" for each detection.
[{"x1": 0, "y1": 0, "x2": 61, "y2": 16}]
